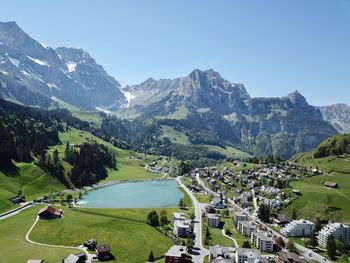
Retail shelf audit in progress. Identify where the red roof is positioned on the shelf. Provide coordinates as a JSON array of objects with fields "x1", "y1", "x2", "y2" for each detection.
[{"x1": 38, "y1": 205, "x2": 61, "y2": 216}]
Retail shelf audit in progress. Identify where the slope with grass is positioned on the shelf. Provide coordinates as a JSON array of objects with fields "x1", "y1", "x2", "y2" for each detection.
[
  {"x1": 30, "y1": 207, "x2": 173, "y2": 263},
  {"x1": 0, "y1": 206, "x2": 77, "y2": 263},
  {"x1": 0, "y1": 162, "x2": 65, "y2": 213},
  {"x1": 0, "y1": 127, "x2": 162, "y2": 214},
  {"x1": 284, "y1": 134, "x2": 350, "y2": 223},
  {"x1": 283, "y1": 155, "x2": 350, "y2": 223}
]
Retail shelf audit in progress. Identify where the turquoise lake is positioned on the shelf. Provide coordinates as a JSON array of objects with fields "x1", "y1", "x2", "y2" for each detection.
[{"x1": 77, "y1": 180, "x2": 183, "y2": 208}]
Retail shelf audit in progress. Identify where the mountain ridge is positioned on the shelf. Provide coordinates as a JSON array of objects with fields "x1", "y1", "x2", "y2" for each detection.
[{"x1": 0, "y1": 21, "x2": 126, "y2": 110}]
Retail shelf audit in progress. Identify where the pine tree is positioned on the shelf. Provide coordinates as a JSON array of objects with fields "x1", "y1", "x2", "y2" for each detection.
[
  {"x1": 292, "y1": 207, "x2": 297, "y2": 220},
  {"x1": 147, "y1": 251, "x2": 155, "y2": 262},
  {"x1": 242, "y1": 240, "x2": 251, "y2": 248},
  {"x1": 314, "y1": 217, "x2": 322, "y2": 232},
  {"x1": 327, "y1": 235, "x2": 336, "y2": 260},
  {"x1": 53, "y1": 149, "x2": 59, "y2": 166}
]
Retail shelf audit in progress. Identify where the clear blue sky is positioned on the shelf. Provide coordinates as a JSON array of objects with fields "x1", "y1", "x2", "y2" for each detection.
[{"x1": 0, "y1": 0, "x2": 349, "y2": 106}]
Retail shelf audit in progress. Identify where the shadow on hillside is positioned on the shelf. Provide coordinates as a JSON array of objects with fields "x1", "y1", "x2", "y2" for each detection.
[{"x1": 0, "y1": 160, "x2": 19, "y2": 176}]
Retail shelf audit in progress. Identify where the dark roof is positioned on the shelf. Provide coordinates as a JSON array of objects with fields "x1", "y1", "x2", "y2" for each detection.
[
  {"x1": 323, "y1": 181, "x2": 337, "y2": 187},
  {"x1": 96, "y1": 244, "x2": 111, "y2": 253},
  {"x1": 38, "y1": 205, "x2": 61, "y2": 217}
]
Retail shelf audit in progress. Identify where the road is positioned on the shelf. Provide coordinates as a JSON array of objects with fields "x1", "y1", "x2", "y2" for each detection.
[
  {"x1": 176, "y1": 177, "x2": 209, "y2": 263},
  {"x1": 0, "y1": 202, "x2": 34, "y2": 221},
  {"x1": 195, "y1": 175, "x2": 329, "y2": 263}
]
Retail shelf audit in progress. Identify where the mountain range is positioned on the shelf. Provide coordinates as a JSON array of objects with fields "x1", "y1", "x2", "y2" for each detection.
[
  {"x1": 0, "y1": 21, "x2": 126, "y2": 110},
  {"x1": 0, "y1": 21, "x2": 348, "y2": 159}
]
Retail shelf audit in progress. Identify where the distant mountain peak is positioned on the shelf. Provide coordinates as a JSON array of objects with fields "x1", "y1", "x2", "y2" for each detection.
[{"x1": 285, "y1": 90, "x2": 307, "y2": 103}]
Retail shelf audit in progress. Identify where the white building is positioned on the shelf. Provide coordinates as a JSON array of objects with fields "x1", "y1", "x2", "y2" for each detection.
[
  {"x1": 173, "y1": 212, "x2": 191, "y2": 237},
  {"x1": 235, "y1": 248, "x2": 267, "y2": 263},
  {"x1": 237, "y1": 220, "x2": 257, "y2": 237},
  {"x1": 317, "y1": 223, "x2": 350, "y2": 248},
  {"x1": 207, "y1": 213, "x2": 220, "y2": 228},
  {"x1": 251, "y1": 231, "x2": 274, "y2": 252},
  {"x1": 211, "y1": 197, "x2": 226, "y2": 209},
  {"x1": 209, "y1": 245, "x2": 234, "y2": 263},
  {"x1": 281, "y1": 219, "x2": 315, "y2": 237},
  {"x1": 234, "y1": 212, "x2": 247, "y2": 226}
]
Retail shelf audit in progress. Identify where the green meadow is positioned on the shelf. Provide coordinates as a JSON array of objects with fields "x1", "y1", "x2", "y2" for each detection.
[{"x1": 283, "y1": 156, "x2": 350, "y2": 223}]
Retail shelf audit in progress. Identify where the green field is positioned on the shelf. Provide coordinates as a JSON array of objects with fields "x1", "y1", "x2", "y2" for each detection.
[
  {"x1": 202, "y1": 216, "x2": 233, "y2": 249},
  {"x1": 205, "y1": 145, "x2": 252, "y2": 159},
  {"x1": 194, "y1": 193, "x2": 211, "y2": 203},
  {"x1": 0, "y1": 128, "x2": 161, "y2": 214},
  {"x1": 160, "y1": 125, "x2": 190, "y2": 145},
  {"x1": 283, "y1": 156, "x2": 350, "y2": 223},
  {"x1": 30, "y1": 207, "x2": 174, "y2": 263},
  {"x1": 58, "y1": 128, "x2": 162, "y2": 182},
  {"x1": 0, "y1": 207, "x2": 77, "y2": 263},
  {"x1": 0, "y1": 162, "x2": 65, "y2": 213}
]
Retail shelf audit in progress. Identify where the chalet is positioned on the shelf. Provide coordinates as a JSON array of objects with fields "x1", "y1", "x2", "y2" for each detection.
[
  {"x1": 96, "y1": 244, "x2": 111, "y2": 260},
  {"x1": 37, "y1": 205, "x2": 62, "y2": 219},
  {"x1": 323, "y1": 181, "x2": 337, "y2": 188}
]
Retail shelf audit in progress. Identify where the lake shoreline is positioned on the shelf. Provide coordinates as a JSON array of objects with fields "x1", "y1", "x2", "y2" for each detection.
[{"x1": 75, "y1": 178, "x2": 183, "y2": 209}]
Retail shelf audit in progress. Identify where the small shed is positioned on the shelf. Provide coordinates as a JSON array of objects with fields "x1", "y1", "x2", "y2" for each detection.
[
  {"x1": 323, "y1": 181, "x2": 338, "y2": 188},
  {"x1": 96, "y1": 244, "x2": 111, "y2": 260}
]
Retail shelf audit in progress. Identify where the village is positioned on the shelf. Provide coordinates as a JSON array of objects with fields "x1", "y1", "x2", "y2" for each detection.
[{"x1": 21, "y1": 160, "x2": 347, "y2": 263}]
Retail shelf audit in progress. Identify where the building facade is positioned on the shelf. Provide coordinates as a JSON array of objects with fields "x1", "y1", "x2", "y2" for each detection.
[
  {"x1": 317, "y1": 223, "x2": 350, "y2": 248},
  {"x1": 281, "y1": 220, "x2": 315, "y2": 237},
  {"x1": 207, "y1": 213, "x2": 220, "y2": 228}
]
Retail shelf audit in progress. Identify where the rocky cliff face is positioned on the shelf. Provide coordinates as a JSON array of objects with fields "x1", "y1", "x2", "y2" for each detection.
[
  {"x1": 123, "y1": 69, "x2": 337, "y2": 158},
  {"x1": 0, "y1": 21, "x2": 126, "y2": 109},
  {"x1": 318, "y1": 104, "x2": 350, "y2": 134}
]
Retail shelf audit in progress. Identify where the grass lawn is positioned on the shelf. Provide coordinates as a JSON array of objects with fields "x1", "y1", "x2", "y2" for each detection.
[
  {"x1": 58, "y1": 128, "x2": 162, "y2": 182},
  {"x1": 202, "y1": 217, "x2": 234, "y2": 249},
  {"x1": 205, "y1": 145, "x2": 252, "y2": 159},
  {"x1": 0, "y1": 206, "x2": 77, "y2": 263},
  {"x1": 30, "y1": 206, "x2": 174, "y2": 263},
  {"x1": 221, "y1": 217, "x2": 248, "y2": 247},
  {"x1": 0, "y1": 162, "x2": 65, "y2": 213},
  {"x1": 283, "y1": 156, "x2": 350, "y2": 223},
  {"x1": 194, "y1": 193, "x2": 211, "y2": 203},
  {"x1": 160, "y1": 125, "x2": 190, "y2": 145}
]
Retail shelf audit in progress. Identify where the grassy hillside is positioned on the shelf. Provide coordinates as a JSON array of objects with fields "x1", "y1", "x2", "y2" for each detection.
[
  {"x1": 284, "y1": 134, "x2": 350, "y2": 223},
  {"x1": 0, "y1": 163, "x2": 65, "y2": 213},
  {"x1": 0, "y1": 127, "x2": 162, "y2": 214},
  {"x1": 0, "y1": 206, "x2": 77, "y2": 262},
  {"x1": 30, "y1": 207, "x2": 173, "y2": 263}
]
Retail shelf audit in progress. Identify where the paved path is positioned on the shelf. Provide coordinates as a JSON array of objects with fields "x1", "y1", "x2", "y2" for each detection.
[
  {"x1": 177, "y1": 177, "x2": 209, "y2": 263},
  {"x1": 221, "y1": 229, "x2": 239, "y2": 247},
  {"x1": 0, "y1": 202, "x2": 34, "y2": 221},
  {"x1": 25, "y1": 216, "x2": 94, "y2": 262}
]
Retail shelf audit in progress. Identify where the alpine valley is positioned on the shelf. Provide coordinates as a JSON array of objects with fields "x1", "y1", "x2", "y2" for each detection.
[
  {"x1": 0, "y1": 15, "x2": 350, "y2": 263},
  {"x1": 0, "y1": 22, "x2": 345, "y2": 160}
]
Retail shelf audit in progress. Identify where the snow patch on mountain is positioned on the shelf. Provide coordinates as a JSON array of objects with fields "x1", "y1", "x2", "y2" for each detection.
[
  {"x1": 8, "y1": 56, "x2": 20, "y2": 67},
  {"x1": 123, "y1": 91, "x2": 135, "y2": 108},
  {"x1": 26, "y1": 55, "x2": 50, "y2": 67},
  {"x1": 95, "y1": 106, "x2": 112, "y2": 114},
  {"x1": 66, "y1": 62, "x2": 77, "y2": 72}
]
